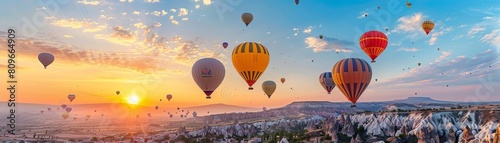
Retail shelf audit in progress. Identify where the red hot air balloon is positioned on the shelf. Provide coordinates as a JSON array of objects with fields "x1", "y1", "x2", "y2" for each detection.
[
  {"x1": 222, "y1": 42, "x2": 228, "y2": 49},
  {"x1": 332, "y1": 58, "x2": 372, "y2": 108},
  {"x1": 359, "y1": 31, "x2": 388, "y2": 63},
  {"x1": 166, "y1": 94, "x2": 173, "y2": 101}
]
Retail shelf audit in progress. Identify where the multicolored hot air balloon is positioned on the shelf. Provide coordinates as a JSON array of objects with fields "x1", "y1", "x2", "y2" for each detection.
[
  {"x1": 62, "y1": 113, "x2": 69, "y2": 120},
  {"x1": 241, "y1": 13, "x2": 253, "y2": 27},
  {"x1": 295, "y1": 0, "x2": 299, "y2": 5},
  {"x1": 65, "y1": 107, "x2": 72, "y2": 113},
  {"x1": 222, "y1": 42, "x2": 228, "y2": 49},
  {"x1": 166, "y1": 94, "x2": 173, "y2": 101},
  {"x1": 232, "y1": 42, "x2": 270, "y2": 90},
  {"x1": 68, "y1": 94, "x2": 76, "y2": 102},
  {"x1": 332, "y1": 58, "x2": 372, "y2": 108},
  {"x1": 319, "y1": 72, "x2": 335, "y2": 94},
  {"x1": 422, "y1": 20, "x2": 435, "y2": 35},
  {"x1": 38, "y1": 53, "x2": 55, "y2": 69},
  {"x1": 262, "y1": 80, "x2": 277, "y2": 98},
  {"x1": 192, "y1": 58, "x2": 225, "y2": 99},
  {"x1": 359, "y1": 30, "x2": 388, "y2": 63},
  {"x1": 280, "y1": 78, "x2": 285, "y2": 84}
]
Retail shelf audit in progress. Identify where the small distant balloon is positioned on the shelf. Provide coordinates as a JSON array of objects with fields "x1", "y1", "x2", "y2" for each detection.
[
  {"x1": 295, "y1": 0, "x2": 299, "y2": 5},
  {"x1": 167, "y1": 94, "x2": 173, "y2": 101},
  {"x1": 222, "y1": 42, "x2": 228, "y2": 49},
  {"x1": 155, "y1": 106, "x2": 159, "y2": 110},
  {"x1": 319, "y1": 35, "x2": 323, "y2": 39},
  {"x1": 116, "y1": 91, "x2": 120, "y2": 95},
  {"x1": 38, "y1": 53, "x2": 55, "y2": 69},
  {"x1": 65, "y1": 107, "x2": 72, "y2": 113},
  {"x1": 61, "y1": 104, "x2": 67, "y2": 109},
  {"x1": 68, "y1": 94, "x2": 76, "y2": 102}
]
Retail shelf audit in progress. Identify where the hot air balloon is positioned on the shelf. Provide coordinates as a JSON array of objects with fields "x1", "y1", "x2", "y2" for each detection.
[
  {"x1": 192, "y1": 58, "x2": 225, "y2": 99},
  {"x1": 167, "y1": 94, "x2": 172, "y2": 101},
  {"x1": 418, "y1": 63, "x2": 421, "y2": 66},
  {"x1": 182, "y1": 110, "x2": 184, "y2": 112},
  {"x1": 262, "y1": 80, "x2": 277, "y2": 98},
  {"x1": 415, "y1": 92, "x2": 417, "y2": 95},
  {"x1": 222, "y1": 42, "x2": 228, "y2": 49},
  {"x1": 192, "y1": 112, "x2": 197, "y2": 117},
  {"x1": 147, "y1": 113, "x2": 151, "y2": 118},
  {"x1": 241, "y1": 13, "x2": 253, "y2": 27},
  {"x1": 101, "y1": 114, "x2": 104, "y2": 116},
  {"x1": 385, "y1": 27, "x2": 389, "y2": 32},
  {"x1": 86, "y1": 115, "x2": 91, "y2": 119},
  {"x1": 319, "y1": 72, "x2": 336, "y2": 94},
  {"x1": 332, "y1": 58, "x2": 372, "y2": 108},
  {"x1": 65, "y1": 107, "x2": 72, "y2": 113},
  {"x1": 47, "y1": 108, "x2": 51, "y2": 111},
  {"x1": 155, "y1": 106, "x2": 159, "y2": 110},
  {"x1": 365, "y1": 14, "x2": 368, "y2": 17},
  {"x1": 406, "y1": 1, "x2": 412, "y2": 8},
  {"x1": 438, "y1": 48, "x2": 440, "y2": 51},
  {"x1": 177, "y1": 107, "x2": 180, "y2": 110},
  {"x1": 116, "y1": 91, "x2": 120, "y2": 95},
  {"x1": 38, "y1": 53, "x2": 55, "y2": 69},
  {"x1": 62, "y1": 104, "x2": 67, "y2": 109},
  {"x1": 232, "y1": 42, "x2": 270, "y2": 90},
  {"x1": 359, "y1": 30, "x2": 388, "y2": 63},
  {"x1": 262, "y1": 107, "x2": 267, "y2": 111},
  {"x1": 446, "y1": 85, "x2": 449, "y2": 87},
  {"x1": 319, "y1": 35, "x2": 323, "y2": 39},
  {"x1": 378, "y1": 6, "x2": 380, "y2": 10},
  {"x1": 40, "y1": 110, "x2": 44, "y2": 113},
  {"x1": 73, "y1": 117, "x2": 77, "y2": 120},
  {"x1": 422, "y1": 20, "x2": 434, "y2": 35},
  {"x1": 280, "y1": 78, "x2": 286, "y2": 84},
  {"x1": 295, "y1": 0, "x2": 299, "y2": 5},
  {"x1": 207, "y1": 111, "x2": 210, "y2": 114},
  {"x1": 169, "y1": 114, "x2": 173, "y2": 118},
  {"x1": 62, "y1": 113, "x2": 69, "y2": 120},
  {"x1": 68, "y1": 94, "x2": 76, "y2": 102}
]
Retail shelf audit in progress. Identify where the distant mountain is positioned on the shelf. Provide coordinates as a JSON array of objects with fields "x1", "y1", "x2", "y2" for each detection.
[
  {"x1": 389, "y1": 97, "x2": 452, "y2": 104},
  {"x1": 183, "y1": 103, "x2": 260, "y2": 116}
]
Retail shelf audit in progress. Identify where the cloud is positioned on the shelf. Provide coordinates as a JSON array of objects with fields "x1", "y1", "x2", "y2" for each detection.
[
  {"x1": 202, "y1": 0, "x2": 212, "y2": 5},
  {"x1": 50, "y1": 18, "x2": 107, "y2": 33},
  {"x1": 435, "y1": 51, "x2": 451, "y2": 63},
  {"x1": 429, "y1": 30, "x2": 445, "y2": 45},
  {"x1": 393, "y1": 12, "x2": 425, "y2": 33},
  {"x1": 77, "y1": 0, "x2": 101, "y2": 5},
  {"x1": 468, "y1": 27, "x2": 486, "y2": 38},
  {"x1": 95, "y1": 26, "x2": 136, "y2": 46},
  {"x1": 195, "y1": 5, "x2": 200, "y2": 9},
  {"x1": 181, "y1": 18, "x2": 188, "y2": 21},
  {"x1": 152, "y1": 10, "x2": 168, "y2": 16},
  {"x1": 480, "y1": 29, "x2": 500, "y2": 46},
  {"x1": 132, "y1": 11, "x2": 140, "y2": 15},
  {"x1": 170, "y1": 9, "x2": 177, "y2": 13},
  {"x1": 63, "y1": 35, "x2": 74, "y2": 38},
  {"x1": 397, "y1": 48, "x2": 419, "y2": 52},
  {"x1": 0, "y1": 37, "x2": 160, "y2": 73},
  {"x1": 304, "y1": 36, "x2": 353, "y2": 53},
  {"x1": 374, "y1": 49, "x2": 500, "y2": 88},
  {"x1": 303, "y1": 26, "x2": 313, "y2": 34},
  {"x1": 358, "y1": 12, "x2": 368, "y2": 19},
  {"x1": 169, "y1": 15, "x2": 179, "y2": 25},
  {"x1": 120, "y1": 0, "x2": 133, "y2": 2},
  {"x1": 36, "y1": 7, "x2": 46, "y2": 10},
  {"x1": 178, "y1": 8, "x2": 188, "y2": 17},
  {"x1": 144, "y1": 0, "x2": 160, "y2": 3}
]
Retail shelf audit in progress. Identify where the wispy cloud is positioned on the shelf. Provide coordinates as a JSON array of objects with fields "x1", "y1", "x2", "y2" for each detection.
[
  {"x1": 304, "y1": 36, "x2": 353, "y2": 53},
  {"x1": 63, "y1": 35, "x2": 74, "y2": 38},
  {"x1": 178, "y1": 8, "x2": 188, "y2": 17},
  {"x1": 144, "y1": 0, "x2": 160, "y2": 3},
  {"x1": 77, "y1": 0, "x2": 101, "y2": 5},
  {"x1": 374, "y1": 49, "x2": 499, "y2": 88},
  {"x1": 95, "y1": 26, "x2": 136, "y2": 46},
  {"x1": 303, "y1": 26, "x2": 313, "y2": 34},
  {"x1": 393, "y1": 12, "x2": 425, "y2": 33},
  {"x1": 202, "y1": 0, "x2": 212, "y2": 5},
  {"x1": 397, "y1": 48, "x2": 419, "y2": 52},
  {"x1": 151, "y1": 10, "x2": 168, "y2": 17},
  {"x1": 50, "y1": 18, "x2": 107, "y2": 33}
]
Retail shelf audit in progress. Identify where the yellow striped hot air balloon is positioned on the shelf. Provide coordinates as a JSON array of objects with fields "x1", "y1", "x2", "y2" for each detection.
[
  {"x1": 332, "y1": 58, "x2": 372, "y2": 108},
  {"x1": 232, "y1": 42, "x2": 270, "y2": 90},
  {"x1": 422, "y1": 20, "x2": 434, "y2": 35}
]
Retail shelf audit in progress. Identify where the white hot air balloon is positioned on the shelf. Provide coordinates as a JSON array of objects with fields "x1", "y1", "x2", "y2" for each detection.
[
  {"x1": 192, "y1": 58, "x2": 225, "y2": 99},
  {"x1": 38, "y1": 53, "x2": 55, "y2": 69}
]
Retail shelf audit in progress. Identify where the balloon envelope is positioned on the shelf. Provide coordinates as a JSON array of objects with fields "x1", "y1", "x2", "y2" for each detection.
[
  {"x1": 192, "y1": 58, "x2": 225, "y2": 99},
  {"x1": 319, "y1": 72, "x2": 335, "y2": 94},
  {"x1": 167, "y1": 94, "x2": 173, "y2": 101},
  {"x1": 280, "y1": 78, "x2": 285, "y2": 84},
  {"x1": 422, "y1": 20, "x2": 435, "y2": 35},
  {"x1": 359, "y1": 30, "x2": 388, "y2": 63},
  {"x1": 222, "y1": 42, "x2": 228, "y2": 49},
  {"x1": 68, "y1": 94, "x2": 76, "y2": 102},
  {"x1": 262, "y1": 80, "x2": 277, "y2": 98},
  {"x1": 232, "y1": 42, "x2": 270, "y2": 90},
  {"x1": 61, "y1": 104, "x2": 67, "y2": 109},
  {"x1": 332, "y1": 58, "x2": 372, "y2": 107},
  {"x1": 116, "y1": 91, "x2": 120, "y2": 95},
  {"x1": 62, "y1": 113, "x2": 69, "y2": 120},
  {"x1": 65, "y1": 107, "x2": 72, "y2": 113},
  {"x1": 241, "y1": 13, "x2": 253, "y2": 27},
  {"x1": 38, "y1": 53, "x2": 55, "y2": 69}
]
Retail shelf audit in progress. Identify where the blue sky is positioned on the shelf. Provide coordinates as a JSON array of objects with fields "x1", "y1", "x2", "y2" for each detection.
[{"x1": 0, "y1": 0, "x2": 499, "y2": 107}]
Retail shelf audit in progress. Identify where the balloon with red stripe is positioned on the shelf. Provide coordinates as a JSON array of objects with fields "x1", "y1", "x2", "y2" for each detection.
[
  {"x1": 332, "y1": 58, "x2": 372, "y2": 107},
  {"x1": 359, "y1": 30, "x2": 388, "y2": 63}
]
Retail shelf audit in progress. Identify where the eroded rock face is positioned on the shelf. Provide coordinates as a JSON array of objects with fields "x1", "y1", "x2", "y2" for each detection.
[
  {"x1": 446, "y1": 128, "x2": 456, "y2": 143},
  {"x1": 417, "y1": 126, "x2": 440, "y2": 143},
  {"x1": 493, "y1": 123, "x2": 500, "y2": 143},
  {"x1": 460, "y1": 126, "x2": 475, "y2": 143}
]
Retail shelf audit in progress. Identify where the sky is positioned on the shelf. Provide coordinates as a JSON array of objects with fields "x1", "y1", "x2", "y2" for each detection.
[{"x1": 0, "y1": 0, "x2": 500, "y2": 109}]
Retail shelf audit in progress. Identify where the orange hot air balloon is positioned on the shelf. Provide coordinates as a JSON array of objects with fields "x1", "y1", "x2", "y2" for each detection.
[
  {"x1": 359, "y1": 30, "x2": 388, "y2": 63},
  {"x1": 422, "y1": 20, "x2": 434, "y2": 35},
  {"x1": 332, "y1": 58, "x2": 372, "y2": 108}
]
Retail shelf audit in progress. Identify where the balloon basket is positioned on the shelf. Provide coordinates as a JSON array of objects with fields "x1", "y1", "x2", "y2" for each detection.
[
  {"x1": 371, "y1": 61, "x2": 376, "y2": 63},
  {"x1": 350, "y1": 105, "x2": 357, "y2": 108},
  {"x1": 248, "y1": 87, "x2": 253, "y2": 90}
]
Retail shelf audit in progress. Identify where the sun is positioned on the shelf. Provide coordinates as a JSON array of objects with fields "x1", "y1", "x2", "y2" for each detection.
[{"x1": 127, "y1": 94, "x2": 140, "y2": 105}]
